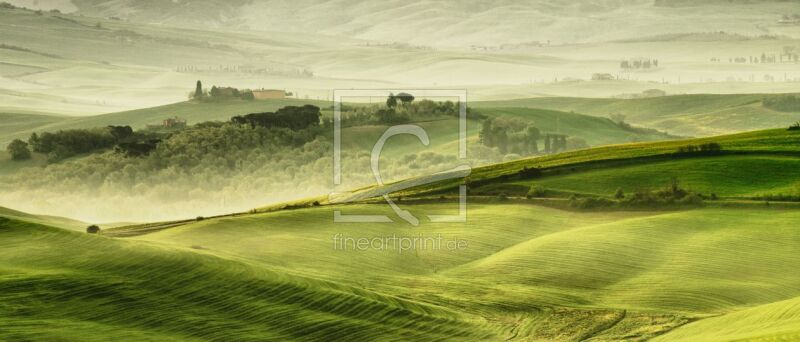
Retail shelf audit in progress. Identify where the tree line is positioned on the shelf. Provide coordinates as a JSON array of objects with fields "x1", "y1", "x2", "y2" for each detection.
[
  {"x1": 16, "y1": 126, "x2": 143, "y2": 162},
  {"x1": 231, "y1": 105, "x2": 321, "y2": 130}
]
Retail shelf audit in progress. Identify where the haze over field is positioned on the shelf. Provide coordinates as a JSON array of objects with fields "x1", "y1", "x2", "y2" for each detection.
[
  {"x1": 2, "y1": 1, "x2": 800, "y2": 341},
  {"x1": 2, "y1": 0, "x2": 800, "y2": 115}
]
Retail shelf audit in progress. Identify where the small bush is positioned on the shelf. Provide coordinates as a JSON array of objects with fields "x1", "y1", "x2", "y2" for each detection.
[
  {"x1": 614, "y1": 188, "x2": 625, "y2": 199},
  {"x1": 312, "y1": 201, "x2": 321, "y2": 206},
  {"x1": 86, "y1": 225, "x2": 101, "y2": 234},
  {"x1": 676, "y1": 143, "x2": 722, "y2": 155},
  {"x1": 496, "y1": 193, "x2": 509, "y2": 201},
  {"x1": 518, "y1": 166, "x2": 542, "y2": 179},
  {"x1": 527, "y1": 185, "x2": 547, "y2": 198},
  {"x1": 571, "y1": 197, "x2": 614, "y2": 209},
  {"x1": 678, "y1": 193, "x2": 704, "y2": 206},
  {"x1": 789, "y1": 122, "x2": 800, "y2": 131},
  {"x1": 196, "y1": 216, "x2": 204, "y2": 221}
]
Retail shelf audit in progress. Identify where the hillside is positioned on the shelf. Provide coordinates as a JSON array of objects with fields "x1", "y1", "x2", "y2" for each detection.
[
  {"x1": 0, "y1": 98, "x2": 679, "y2": 222},
  {"x1": 0, "y1": 217, "x2": 495, "y2": 341},
  {"x1": 3, "y1": 4, "x2": 800, "y2": 118},
  {"x1": 0, "y1": 98, "x2": 329, "y2": 145},
  {"x1": 330, "y1": 128, "x2": 800, "y2": 205},
  {"x1": 15, "y1": 0, "x2": 799, "y2": 46},
  {"x1": 0, "y1": 205, "x2": 85, "y2": 230},
  {"x1": 474, "y1": 93, "x2": 800, "y2": 137},
  {"x1": 3, "y1": 128, "x2": 800, "y2": 340},
  {"x1": 9, "y1": 202, "x2": 799, "y2": 340}
]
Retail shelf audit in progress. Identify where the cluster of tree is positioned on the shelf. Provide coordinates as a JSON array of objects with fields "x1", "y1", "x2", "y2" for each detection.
[
  {"x1": 569, "y1": 179, "x2": 704, "y2": 209},
  {"x1": 5, "y1": 125, "x2": 162, "y2": 162},
  {"x1": 27, "y1": 126, "x2": 130, "y2": 162},
  {"x1": 789, "y1": 122, "x2": 800, "y2": 131},
  {"x1": 6, "y1": 139, "x2": 31, "y2": 160},
  {"x1": 752, "y1": 194, "x2": 800, "y2": 202},
  {"x1": 543, "y1": 135, "x2": 569, "y2": 154},
  {"x1": 386, "y1": 93, "x2": 415, "y2": 108},
  {"x1": 231, "y1": 105, "x2": 321, "y2": 130},
  {"x1": 479, "y1": 117, "x2": 541, "y2": 155},
  {"x1": 0, "y1": 115, "x2": 475, "y2": 222},
  {"x1": 333, "y1": 98, "x2": 480, "y2": 127},
  {"x1": 115, "y1": 139, "x2": 162, "y2": 157},
  {"x1": 728, "y1": 50, "x2": 798, "y2": 64},
  {"x1": 764, "y1": 95, "x2": 800, "y2": 112},
  {"x1": 192, "y1": 81, "x2": 255, "y2": 101},
  {"x1": 676, "y1": 143, "x2": 722, "y2": 155},
  {"x1": 620, "y1": 58, "x2": 659, "y2": 69}
]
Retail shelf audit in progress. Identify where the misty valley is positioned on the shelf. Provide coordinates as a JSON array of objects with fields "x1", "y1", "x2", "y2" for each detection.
[{"x1": 2, "y1": 1, "x2": 800, "y2": 341}]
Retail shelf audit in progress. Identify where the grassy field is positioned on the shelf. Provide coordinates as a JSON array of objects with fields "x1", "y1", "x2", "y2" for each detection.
[
  {"x1": 2, "y1": 4, "x2": 799, "y2": 118},
  {"x1": 0, "y1": 217, "x2": 496, "y2": 341},
  {"x1": 474, "y1": 93, "x2": 800, "y2": 137},
  {"x1": 479, "y1": 107, "x2": 674, "y2": 146},
  {"x1": 2, "y1": 126, "x2": 800, "y2": 340},
  {"x1": 4, "y1": 201, "x2": 799, "y2": 340},
  {"x1": 513, "y1": 155, "x2": 800, "y2": 198},
  {"x1": 336, "y1": 128, "x2": 800, "y2": 203},
  {"x1": 0, "y1": 205, "x2": 85, "y2": 230}
]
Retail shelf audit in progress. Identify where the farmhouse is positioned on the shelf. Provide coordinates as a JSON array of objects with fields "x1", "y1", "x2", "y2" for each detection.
[
  {"x1": 252, "y1": 89, "x2": 286, "y2": 100},
  {"x1": 591, "y1": 73, "x2": 615, "y2": 81},
  {"x1": 147, "y1": 117, "x2": 186, "y2": 130}
]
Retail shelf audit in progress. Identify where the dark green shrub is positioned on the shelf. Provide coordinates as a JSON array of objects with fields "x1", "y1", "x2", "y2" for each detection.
[{"x1": 527, "y1": 185, "x2": 547, "y2": 198}]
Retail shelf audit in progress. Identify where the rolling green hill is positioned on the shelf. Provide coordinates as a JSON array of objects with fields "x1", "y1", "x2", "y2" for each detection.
[
  {"x1": 0, "y1": 206, "x2": 85, "y2": 230},
  {"x1": 4, "y1": 128, "x2": 800, "y2": 340},
  {"x1": 512, "y1": 155, "x2": 800, "y2": 198},
  {"x1": 474, "y1": 93, "x2": 800, "y2": 137},
  {"x1": 479, "y1": 107, "x2": 675, "y2": 146},
  {"x1": 336, "y1": 128, "x2": 800, "y2": 203},
  {"x1": 0, "y1": 99, "x2": 329, "y2": 145},
  {"x1": 98, "y1": 203, "x2": 800, "y2": 340},
  {"x1": 0, "y1": 217, "x2": 496, "y2": 341},
  {"x1": 32, "y1": 0, "x2": 799, "y2": 47},
  {"x1": 654, "y1": 296, "x2": 800, "y2": 341}
]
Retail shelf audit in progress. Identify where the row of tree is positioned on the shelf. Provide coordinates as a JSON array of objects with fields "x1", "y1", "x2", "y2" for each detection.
[
  {"x1": 231, "y1": 105, "x2": 322, "y2": 130},
  {"x1": 335, "y1": 97, "x2": 477, "y2": 127},
  {"x1": 6, "y1": 126, "x2": 142, "y2": 162},
  {"x1": 192, "y1": 81, "x2": 256, "y2": 101},
  {"x1": 479, "y1": 117, "x2": 541, "y2": 155},
  {"x1": 620, "y1": 58, "x2": 659, "y2": 69}
]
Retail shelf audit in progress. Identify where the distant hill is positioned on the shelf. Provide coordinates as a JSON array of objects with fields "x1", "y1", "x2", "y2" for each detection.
[
  {"x1": 7, "y1": 0, "x2": 799, "y2": 46},
  {"x1": 474, "y1": 93, "x2": 800, "y2": 137},
  {"x1": 0, "y1": 99, "x2": 328, "y2": 145}
]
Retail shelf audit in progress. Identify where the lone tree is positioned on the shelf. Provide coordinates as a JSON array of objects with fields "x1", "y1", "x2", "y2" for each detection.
[
  {"x1": 194, "y1": 80, "x2": 203, "y2": 99},
  {"x1": 525, "y1": 125, "x2": 541, "y2": 153},
  {"x1": 86, "y1": 225, "x2": 101, "y2": 234},
  {"x1": 6, "y1": 139, "x2": 31, "y2": 161},
  {"x1": 396, "y1": 92, "x2": 415, "y2": 105},
  {"x1": 386, "y1": 93, "x2": 397, "y2": 108}
]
